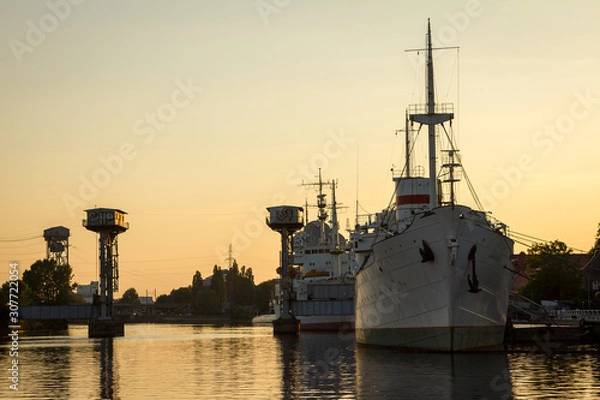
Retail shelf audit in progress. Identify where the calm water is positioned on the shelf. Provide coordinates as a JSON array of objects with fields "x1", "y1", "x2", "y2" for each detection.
[{"x1": 2, "y1": 324, "x2": 600, "y2": 399}]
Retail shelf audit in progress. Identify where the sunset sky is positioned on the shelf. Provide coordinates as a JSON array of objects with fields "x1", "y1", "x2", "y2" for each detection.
[{"x1": 1, "y1": 1, "x2": 599, "y2": 297}]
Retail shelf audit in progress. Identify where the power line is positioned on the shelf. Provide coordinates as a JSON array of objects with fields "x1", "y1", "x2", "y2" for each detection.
[
  {"x1": 123, "y1": 255, "x2": 217, "y2": 264},
  {"x1": 0, "y1": 235, "x2": 42, "y2": 243}
]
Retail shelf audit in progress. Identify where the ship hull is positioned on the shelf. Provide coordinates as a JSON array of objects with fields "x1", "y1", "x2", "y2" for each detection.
[
  {"x1": 355, "y1": 205, "x2": 513, "y2": 351},
  {"x1": 275, "y1": 280, "x2": 355, "y2": 331},
  {"x1": 295, "y1": 315, "x2": 355, "y2": 331},
  {"x1": 274, "y1": 309, "x2": 355, "y2": 331}
]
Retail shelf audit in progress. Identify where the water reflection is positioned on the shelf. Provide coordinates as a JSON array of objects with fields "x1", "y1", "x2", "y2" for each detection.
[
  {"x1": 355, "y1": 347, "x2": 512, "y2": 399},
  {"x1": 278, "y1": 334, "x2": 299, "y2": 397},
  {"x1": 26, "y1": 340, "x2": 73, "y2": 399},
  {"x1": 508, "y1": 344, "x2": 600, "y2": 399},
  {"x1": 3, "y1": 325, "x2": 600, "y2": 399},
  {"x1": 278, "y1": 332, "x2": 356, "y2": 399},
  {"x1": 95, "y1": 338, "x2": 118, "y2": 399}
]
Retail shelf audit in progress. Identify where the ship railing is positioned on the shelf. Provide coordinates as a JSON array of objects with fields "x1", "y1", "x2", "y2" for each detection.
[
  {"x1": 82, "y1": 219, "x2": 130, "y2": 230},
  {"x1": 353, "y1": 212, "x2": 383, "y2": 229},
  {"x1": 392, "y1": 165, "x2": 426, "y2": 179},
  {"x1": 408, "y1": 103, "x2": 454, "y2": 115},
  {"x1": 484, "y1": 213, "x2": 509, "y2": 235}
]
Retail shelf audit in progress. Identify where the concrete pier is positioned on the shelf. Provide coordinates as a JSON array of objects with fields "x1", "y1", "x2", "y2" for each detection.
[
  {"x1": 88, "y1": 320, "x2": 125, "y2": 338},
  {"x1": 273, "y1": 316, "x2": 300, "y2": 335},
  {"x1": 506, "y1": 322, "x2": 599, "y2": 344}
]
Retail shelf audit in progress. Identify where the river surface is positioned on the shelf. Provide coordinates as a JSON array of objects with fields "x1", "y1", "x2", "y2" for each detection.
[{"x1": 1, "y1": 324, "x2": 600, "y2": 399}]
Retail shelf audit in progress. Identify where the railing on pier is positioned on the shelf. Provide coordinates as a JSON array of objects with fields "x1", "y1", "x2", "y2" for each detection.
[{"x1": 550, "y1": 309, "x2": 600, "y2": 322}]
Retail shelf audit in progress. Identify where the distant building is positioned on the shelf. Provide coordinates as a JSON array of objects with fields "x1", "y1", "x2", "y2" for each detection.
[
  {"x1": 511, "y1": 252, "x2": 528, "y2": 292},
  {"x1": 76, "y1": 281, "x2": 99, "y2": 304},
  {"x1": 139, "y1": 296, "x2": 154, "y2": 305},
  {"x1": 202, "y1": 269, "x2": 229, "y2": 287}
]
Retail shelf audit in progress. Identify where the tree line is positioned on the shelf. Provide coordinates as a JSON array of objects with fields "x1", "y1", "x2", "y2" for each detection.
[
  {"x1": 0, "y1": 259, "x2": 80, "y2": 330},
  {"x1": 0, "y1": 259, "x2": 79, "y2": 308},
  {"x1": 517, "y1": 223, "x2": 600, "y2": 305},
  {"x1": 0, "y1": 258, "x2": 277, "y2": 326},
  {"x1": 120, "y1": 260, "x2": 276, "y2": 319}
]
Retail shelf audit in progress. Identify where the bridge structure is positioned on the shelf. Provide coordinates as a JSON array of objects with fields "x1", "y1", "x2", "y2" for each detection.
[{"x1": 20, "y1": 305, "x2": 95, "y2": 320}]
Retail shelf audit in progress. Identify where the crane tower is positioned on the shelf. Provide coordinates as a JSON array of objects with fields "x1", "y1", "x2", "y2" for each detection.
[
  {"x1": 43, "y1": 226, "x2": 70, "y2": 266},
  {"x1": 266, "y1": 205, "x2": 304, "y2": 334},
  {"x1": 83, "y1": 208, "x2": 129, "y2": 337}
]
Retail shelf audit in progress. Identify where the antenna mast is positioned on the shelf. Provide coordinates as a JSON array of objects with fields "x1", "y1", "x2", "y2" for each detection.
[
  {"x1": 395, "y1": 110, "x2": 415, "y2": 178},
  {"x1": 407, "y1": 19, "x2": 454, "y2": 209},
  {"x1": 425, "y1": 20, "x2": 437, "y2": 207}
]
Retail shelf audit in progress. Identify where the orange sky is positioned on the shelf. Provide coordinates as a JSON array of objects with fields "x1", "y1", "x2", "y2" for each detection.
[{"x1": 1, "y1": 1, "x2": 599, "y2": 297}]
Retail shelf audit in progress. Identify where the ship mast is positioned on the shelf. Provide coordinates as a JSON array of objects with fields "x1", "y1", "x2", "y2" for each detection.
[
  {"x1": 316, "y1": 169, "x2": 328, "y2": 245},
  {"x1": 425, "y1": 20, "x2": 437, "y2": 207},
  {"x1": 408, "y1": 19, "x2": 454, "y2": 209},
  {"x1": 330, "y1": 180, "x2": 342, "y2": 278},
  {"x1": 404, "y1": 110, "x2": 411, "y2": 178}
]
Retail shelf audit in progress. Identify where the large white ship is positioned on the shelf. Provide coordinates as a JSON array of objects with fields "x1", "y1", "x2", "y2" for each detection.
[{"x1": 353, "y1": 21, "x2": 514, "y2": 351}]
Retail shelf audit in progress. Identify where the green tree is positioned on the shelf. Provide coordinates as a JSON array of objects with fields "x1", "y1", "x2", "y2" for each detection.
[
  {"x1": 210, "y1": 265, "x2": 227, "y2": 305},
  {"x1": 226, "y1": 261, "x2": 255, "y2": 306},
  {"x1": 118, "y1": 287, "x2": 141, "y2": 304},
  {"x1": 155, "y1": 294, "x2": 171, "y2": 304},
  {"x1": 154, "y1": 287, "x2": 192, "y2": 304},
  {"x1": 519, "y1": 240, "x2": 585, "y2": 301},
  {"x1": 254, "y1": 279, "x2": 277, "y2": 314},
  {"x1": 191, "y1": 270, "x2": 203, "y2": 314},
  {"x1": 0, "y1": 280, "x2": 33, "y2": 307},
  {"x1": 22, "y1": 259, "x2": 76, "y2": 305},
  {"x1": 192, "y1": 270, "x2": 203, "y2": 293},
  {"x1": 195, "y1": 287, "x2": 220, "y2": 315},
  {"x1": 0, "y1": 280, "x2": 33, "y2": 327},
  {"x1": 170, "y1": 286, "x2": 192, "y2": 304},
  {"x1": 237, "y1": 264, "x2": 254, "y2": 305}
]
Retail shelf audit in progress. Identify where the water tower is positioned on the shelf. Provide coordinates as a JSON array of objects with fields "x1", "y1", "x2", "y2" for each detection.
[
  {"x1": 83, "y1": 208, "x2": 129, "y2": 337},
  {"x1": 266, "y1": 205, "x2": 304, "y2": 334},
  {"x1": 43, "y1": 226, "x2": 70, "y2": 266}
]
